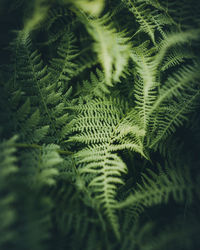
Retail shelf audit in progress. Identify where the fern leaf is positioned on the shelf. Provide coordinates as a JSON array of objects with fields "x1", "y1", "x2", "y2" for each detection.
[
  {"x1": 131, "y1": 41, "x2": 158, "y2": 132},
  {"x1": 154, "y1": 30, "x2": 200, "y2": 67},
  {"x1": 50, "y1": 31, "x2": 79, "y2": 84},
  {"x1": 122, "y1": 0, "x2": 157, "y2": 43},
  {"x1": 36, "y1": 144, "x2": 63, "y2": 186},
  {"x1": 67, "y1": 98, "x2": 126, "y2": 238},
  {"x1": 76, "y1": 68, "x2": 110, "y2": 99},
  {"x1": 149, "y1": 90, "x2": 200, "y2": 149},
  {"x1": 0, "y1": 136, "x2": 18, "y2": 248},
  {"x1": 116, "y1": 164, "x2": 193, "y2": 210},
  {"x1": 85, "y1": 14, "x2": 132, "y2": 85},
  {"x1": 149, "y1": 64, "x2": 200, "y2": 117},
  {"x1": 67, "y1": 97, "x2": 147, "y2": 237},
  {"x1": 76, "y1": 146, "x2": 127, "y2": 239},
  {"x1": 11, "y1": 31, "x2": 72, "y2": 144},
  {"x1": 161, "y1": 48, "x2": 195, "y2": 72}
]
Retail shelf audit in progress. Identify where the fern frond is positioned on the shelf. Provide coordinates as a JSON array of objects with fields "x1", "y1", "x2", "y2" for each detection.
[
  {"x1": 149, "y1": 63, "x2": 200, "y2": 118},
  {"x1": 67, "y1": 97, "x2": 148, "y2": 237},
  {"x1": 129, "y1": 31, "x2": 200, "y2": 149},
  {"x1": 11, "y1": 31, "x2": 73, "y2": 143},
  {"x1": 35, "y1": 144, "x2": 63, "y2": 186},
  {"x1": 0, "y1": 136, "x2": 18, "y2": 248},
  {"x1": 161, "y1": 48, "x2": 195, "y2": 72},
  {"x1": 85, "y1": 14, "x2": 132, "y2": 85},
  {"x1": 50, "y1": 31, "x2": 79, "y2": 84},
  {"x1": 131, "y1": 41, "x2": 158, "y2": 132},
  {"x1": 116, "y1": 163, "x2": 193, "y2": 210},
  {"x1": 122, "y1": 0, "x2": 157, "y2": 44},
  {"x1": 154, "y1": 30, "x2": 200, "y2": 67},
  {"x1": 67, "y1": 98, "x2": 126, "y2": 238},
  {"x1": 76, "y1": 146, "x2": 127, "y2": 239},
  {"x1": 76, "y1": 68, "x2": 110, "y2": 99},
  {"x1": 149, "y1": 90, "x2": 200, "y2": 149}
]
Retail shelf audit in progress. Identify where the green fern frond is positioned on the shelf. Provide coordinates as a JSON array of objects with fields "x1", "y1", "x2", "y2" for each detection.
[
  {"x1": 149, "y1": 63, "x2": 200, "y2": 118},
  {"x1": 76, "y1": 68, "x2": 110, "y2": 99},
  {"x1": 35, "y1": 144, "x2": 63, "y2": 186},
  {"x1": 129, "y1": 31, "x2": 199, "y2": 149},
  {"x1": 122, "y1": 0, "x2": 157, "y2": 44},
  {"x1": 67, "y1": 98, "x2": 127, "y2": 238},
  {"x1": 0, "y1": 136, "x2": 18, "y2": 248},
  {"x1": 161, "y1": 48, "x2": 195, "y2": 72},
  {"x1": 149, "y1": 90, "x2": 200, "y2": 149},
  {"x1": 131, "y1": 41, "x2": 158, "y2": 132},
  {"x1": 11, "y1": 31, "x2": 73, "y2": 143},
  {"x1": 67, "y1": 97, "x2": 148, "y2": 237},
  {"x1": 75, "y1": 146, "x2": 127, "y2": 239},
  {"x1": 50, "y1": 31, "x2": 79, "y2": 84},
  {"x1": 154, "y1": 30, "x2": 200, "y2": 67},
  {"x1": 137, "y1": 0, "x2": 167, "y2": 11},
  {"x1": 85, "y1": 14, "x2": 132, "y2": 85},
  {"x1": 116, "y1": 163, "x2": 193, "y2": 210}
]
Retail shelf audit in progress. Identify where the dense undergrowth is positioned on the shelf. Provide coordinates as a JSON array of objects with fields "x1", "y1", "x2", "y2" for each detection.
[{"x1": 0, "y1": 0, "x2": 200, "y2": 249}]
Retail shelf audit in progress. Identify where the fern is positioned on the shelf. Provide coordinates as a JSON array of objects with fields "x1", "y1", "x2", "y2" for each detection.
[
  {"x1": 160, "y1": 48, "x2": 195, "y2": 72},
  {"x1": 150, "y1": 90, "x2": 200, "y2": 149},
  {"x1": 121, "y1": 0, "x2": 171, "y2": 43},
  {"x1": 76, "y1": 68, "x2": 110, "y2": 98},
  {"x1": 84, "y1": 14, "x2": 132, "y2": 85},
  {"x1": 11, "y1": 31, "x2": 74, "y2": 143},
  {"x1": 67, "y1": 98, "x2": 128, "y2": 238},
  {"x1": 1, "y1": 0, "x2": 200, "y2": 248},
  {"x1": 0, "y1": 136, "x2": 18, "y2": 249},
  {"x1": 49, "y1": 30, "x2": 79, "y2": 84},
  {"x1": 131, "y1": 41, "x2": 158, "y2": 133},
  {"x1": 116, "y1": 163, "x2": 194, "y2": 210},
  {"x1": 129, "y1": 30, "x2": 200, "y2": 149}
]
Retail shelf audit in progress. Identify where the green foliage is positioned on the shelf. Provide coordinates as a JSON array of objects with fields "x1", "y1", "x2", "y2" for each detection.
[
  {"x1": 0, "y1": 0, "x2": 200, "y2": 249},
  {"x1": 0, "y1": 136, "x2": 18, "y2": 249}
]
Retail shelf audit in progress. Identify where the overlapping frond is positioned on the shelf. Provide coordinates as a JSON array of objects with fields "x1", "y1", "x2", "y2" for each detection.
[
  {"x1": 85, "y1": 14, "x2": 132, "y2": 85},
  {"x1": 67, "y1": 98, "x2": 128, "y2": 238},
  {"x1": 50, "y1": 31, "x2": 79, "y2": 83},
  {"x1": 1, "y1": 0, "x2": 200, "y2": 248},
  {"x1": 129, "y1": 30, "x2": 200, "y2": 149},
  {"x1": 0, "y1": 136, "x2": 18, "y2": 249},
  {"x1": 149, "y1": 89, "x2": 200, "y2": 149},
  {"x1": 76, "y1": 68, "x2": 110, "y2": 98},
  {"x1": 131, "y1": 41, "x2": 158, "y2": 132},
  {"x1": 11, "y1": 31, "x2": 73, "y2": 143},
  {"x1": 154, "y1": 30, "x2": 200, "y2": 67},
  {"x1": 160, "y1": 48, "x2": 195, "y2": 72},
  {"x1": 116, "y1": 163, "x2": 193, "y2": 210},
  {"x1": 121, "y1": 0, "x2": 172, "y2": 43}
]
